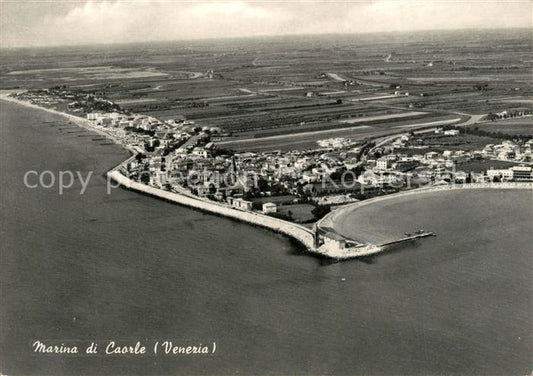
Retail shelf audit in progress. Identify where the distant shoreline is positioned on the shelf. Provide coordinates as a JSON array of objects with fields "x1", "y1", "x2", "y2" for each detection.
[
  {"x1": 0, "y1": 92, "x2": 125, "y2": 149},
  {"x1": 2, "y1": 28, "x2": 530, "y2": 50}
]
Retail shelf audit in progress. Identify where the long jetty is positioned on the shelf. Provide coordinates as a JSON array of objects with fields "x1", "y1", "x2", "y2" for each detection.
[{"x1": 379, "y1": 232, "x2": 436, "y2": 247}]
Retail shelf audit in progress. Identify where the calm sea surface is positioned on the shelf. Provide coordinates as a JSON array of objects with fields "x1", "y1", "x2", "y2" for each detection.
[{"x1": 1, "y1": 101, "x2": 532, "y2": 375}]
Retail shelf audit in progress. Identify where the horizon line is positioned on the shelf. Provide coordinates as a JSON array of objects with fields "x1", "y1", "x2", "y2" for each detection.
[{"x1": 1, "y1": 26, "x2": 530, "y2": 51}]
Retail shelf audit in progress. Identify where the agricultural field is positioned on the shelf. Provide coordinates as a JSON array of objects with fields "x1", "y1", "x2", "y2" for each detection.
[
  {"x1": 218, "y1": 114, "x2": 463, "y2": 152},
  {"x1": 1, "y1": 29, "x2": 531, "y2": 151},
  {"x1": 396, "y1": 132, "x2": 505, "y2": 156},
  {"x1": 454, "y1": 159, "x2": 518, "y2": 173},
  {"x1": 470, "y1": 117, "x2": 533, "y2": 136}
]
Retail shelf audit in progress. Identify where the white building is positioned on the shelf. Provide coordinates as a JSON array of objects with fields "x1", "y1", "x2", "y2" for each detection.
[
  {"x1": 192, "y1": 147, "x2": 209, "y2": 158},
  {"x1": 511, "y1": 166, "x2": 533, "y2": 181},
  {"x1": 228, "y1": 198, "x2": 253, "y2": 211},
  {"x1": 444, "y1": 129, "x2": 460, "y2": 136},
  {"x1": 376, "y1": 158, "x2": 389, "y2": 170},
  {"x1": 262, "y1": 202, "x2": 277, "y2": 214},
  {"x1": 86, "y1": 112, "x2": 101, "y2": 121},
  {"x1": 322, "y1": 232, "x2": 347, "y2": 251},
  {"x1": 487, "y1": 168, "x2": 514, "y2": 181}
]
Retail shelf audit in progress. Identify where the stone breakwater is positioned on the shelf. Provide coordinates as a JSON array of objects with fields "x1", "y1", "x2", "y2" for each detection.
[
  {"x1": 107, "y1": 170, "x2": 317, "y2": 251},
  {"x1": 108, "y1": 168, "x2": 390, "y2": 260},
  {"x1": 108, "y1": 169, "x2": 391, "y2": 259}
]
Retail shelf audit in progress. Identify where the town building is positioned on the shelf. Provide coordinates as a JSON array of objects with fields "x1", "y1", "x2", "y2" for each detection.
[
  {"x1": 511, "y1": 166, "x2": 533, "y2": 181},
  {"x1": 262, "y1": 202, "x2": 277, "y2": 214},
  {"x1": 322, "y1": 232, "x2": 347, "y2": 251},
  {"x1": 444, "y1": 129, "x2": 460, "y2": 136},
  {"x1": 228, "y1": 197, "x2": 253, "y2": 211},
  {"x1": 487, "y1": 168, "x2": 514, "y2": 181},
  {"x1": 376, "y1": 157, "x2": 389, "y2": 170}
]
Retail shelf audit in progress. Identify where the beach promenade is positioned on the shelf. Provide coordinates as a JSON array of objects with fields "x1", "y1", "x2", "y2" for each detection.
[{"x1": 0, "y1": 92, "x2": 126, "y2": 146}]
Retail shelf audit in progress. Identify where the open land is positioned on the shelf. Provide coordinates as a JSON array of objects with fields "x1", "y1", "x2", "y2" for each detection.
[
  {"x1": 1, "y1": 29, "x2": 531, "y2": 152},
  {"x1": 469, "y1": 116, "x2": 533, "y2": 136}
]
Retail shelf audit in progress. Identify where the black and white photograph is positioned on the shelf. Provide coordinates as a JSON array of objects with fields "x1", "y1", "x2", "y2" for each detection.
[{"x1": 1, "y1": 0, "x2": 532, "y2": 375}]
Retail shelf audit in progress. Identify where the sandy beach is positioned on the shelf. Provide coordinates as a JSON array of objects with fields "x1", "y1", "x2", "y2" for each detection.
[
  {"x1": 0, "y1": 91, "x2": 124, "y2": 147},
  {"x1": 318, "y1": 182, "x2": 533, "y2": 245}
]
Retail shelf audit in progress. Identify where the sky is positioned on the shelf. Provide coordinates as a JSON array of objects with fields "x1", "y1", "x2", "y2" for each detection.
[{"x1": 1, "y1": 0, "x2": 532, "y2": 48}]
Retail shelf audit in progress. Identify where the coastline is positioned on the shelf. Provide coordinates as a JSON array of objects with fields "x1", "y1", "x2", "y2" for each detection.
[
  {"x1": 0, "y1": 94, "x2": 318, "y2": 253},
  {"x1": 0, "y1": 92, "x2": 127, "y2": 151},
  {"x1": 107, "y1": 169, "x2": 317, "y2": 250},
  {"x1": 3, "y1": 93, "x2": 533, "y2": 261}
]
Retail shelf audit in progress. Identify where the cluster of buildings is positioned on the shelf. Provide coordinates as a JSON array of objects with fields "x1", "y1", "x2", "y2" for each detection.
[
  {"x1": 489, "y1": 110, "x2": 532, "y2": 120},
  {"x1": 13, "y1": 90, "x2": 66, "y2": 106},
  {"x1": 15, "y1": 88, "x2": 120, "y2": 114},
  {"x1": 16, "y1": 88, "x2": 532, "y2": 221},
  {"x1": 128, "y1": 127, "x2": 532, "y2": 217},
  {"x1": 486, "y1": 165, "x2": 533, "y2": 182},
  {"x1": 85, "y1": 111, "x2": 209, "y2": 154},
  {"x1": 478, "y1": 140, "x2": 533, "y2": 162},
  {"x1": 316, "y1": 138, "x2": 354, "y2": 149},
  {"x1": 367, "y1": 133, "x2": 533, "y2": 184}
]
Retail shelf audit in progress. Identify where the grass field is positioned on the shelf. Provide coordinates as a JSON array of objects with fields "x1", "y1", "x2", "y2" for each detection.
[
  {"x1": 455, "y1": 159, "x2": 518, "y2": 173},
  {"x1": 397, "y1": 133, "x2": 505, "y2": 156},
  {"x1": 277, "y1": 204, "x2": 316, "y2": 223},
  {"x1": 470, "y1": 117, "x2": 533, "y2": 136},
  {"x1": 218, "y1": 114, "x2": 462, "y2": 152}
]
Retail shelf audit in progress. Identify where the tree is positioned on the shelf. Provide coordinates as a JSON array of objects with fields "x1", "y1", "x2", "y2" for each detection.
[
  {"x1": 350, "y1": 165, "x2": 365, "y2": 178},
  {"x1": 257, "y1": 178, "x2": 269, "y2": 192},
  {"x1": 140, "y1": 172, "x2": 150, "y2": 184},
  {"x1": 312, "y1": 205, "x2": 331, "y2": 220}
]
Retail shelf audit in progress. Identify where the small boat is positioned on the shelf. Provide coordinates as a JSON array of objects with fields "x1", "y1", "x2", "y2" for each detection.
[{"x1": 404, "y1": 233, "x2": 411, "y2": 237}]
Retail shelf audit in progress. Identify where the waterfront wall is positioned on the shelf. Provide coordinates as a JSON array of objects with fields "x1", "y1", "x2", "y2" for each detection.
[{"x1": 107, "y1": 170, "x2": 317, "y2": 250}]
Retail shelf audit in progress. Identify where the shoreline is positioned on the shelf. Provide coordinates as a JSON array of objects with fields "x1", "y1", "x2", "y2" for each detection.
[
  {"x1": 3, "y1": 93, "x2": 533, "y2": 261},
  {"x1": 107, "y1": 169, "x2": 317, "y2": 251},
  {"x1": 0, "y1": 93, "x2": 319, "y2": 253},
  {"x1": 0, "y1": 92, "x2": 129, "y2": 152}
]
